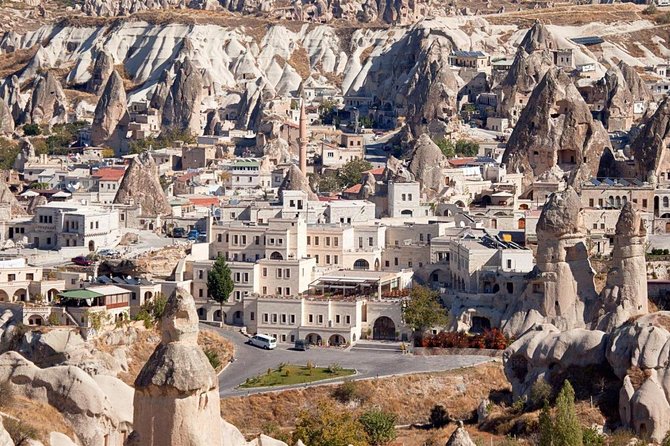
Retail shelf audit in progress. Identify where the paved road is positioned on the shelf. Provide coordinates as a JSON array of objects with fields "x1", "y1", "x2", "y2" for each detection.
[{"x1": 207, "y1": 325, "x2": 492, "y2": 398}]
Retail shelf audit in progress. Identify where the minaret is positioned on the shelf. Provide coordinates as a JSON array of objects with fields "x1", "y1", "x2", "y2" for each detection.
[{"x1": 298, "y1": 98, "x2": 307, "y2": 175}]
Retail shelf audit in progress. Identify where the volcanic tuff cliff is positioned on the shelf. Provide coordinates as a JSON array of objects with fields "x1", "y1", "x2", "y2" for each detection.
[
  {"x1": 627, "y1": 97, "x2": 670, "y2": 183},
  {"x1": 91, "y1": 70, "x2": 130, "y2": 150},
  {"x1": 407, "y1": 133, "x2": 449, "y2": 197},
  {"x1": 113, "y1": 152, "x2": 172, "y2": 216},
  {"x1": 502, "y1": 67, "x2": 611, "y2": 193}
]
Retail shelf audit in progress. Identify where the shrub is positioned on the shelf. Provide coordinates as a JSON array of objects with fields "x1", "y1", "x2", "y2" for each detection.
[
  {"x1": 582, "y1": 427, "x2": 605, "y2": 446},
  {"x1": 4, "y1": 418, "x2": 38, "y2": 446},
  {"x1": 327, "y1": 363, "x2": 343, "y2": 374},
  {"x1": 204, "y1": 349, "x2": 221, "y2": 370},
  {"x1": 429, "y1": 404, "x2": 450, "y2": 428},
  {"x1": 292, "y1": 401, "x2": 367, "y2": 446},
  {"x1": 22, "y1": 124, "x2": 41, "y2": 136},
  {"x1": 528, "y1": 380, "x2": 553, "y2": 410},
  {"x1": 359, "y1": 409, "x2": 397, "y2": 446},
  {"x1": 643, "y1": 3, "x2": 657, "y2": 14},
  {"x1": 657, "y1": 11, "x2": 670, "y2": 24},
  {"x1": 539, "y1": 381, "x2": 583, "y2": 446},
  {"x1": 332, "y1": 380, "x2": 360, "y2": 404}
]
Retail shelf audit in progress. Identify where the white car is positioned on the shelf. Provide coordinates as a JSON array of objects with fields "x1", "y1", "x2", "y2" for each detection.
[{"x1": 248, "y1": 334, "x2": 277, "y2": 350}]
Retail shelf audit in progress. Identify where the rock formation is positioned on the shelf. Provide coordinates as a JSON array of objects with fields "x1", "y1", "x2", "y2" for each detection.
[
  {"x1": 12, "y1": 138, "x2": 36, "y2": 171},
  {"x1": 1, "y1": 75, "x2": 23, "y2": 122},
  {"x1": 398, "y1": 39, "x2": 460, "y2": 138},
  {"x1": 162, "y1": 58, "x2": 204, "y2": 135},
  {"x1": 496, "y1": 22, "x2": 556, "y2": 125},
  {"x1": 502, "y1": 67, "x2": 611, "y2": 193},
  {"x1": 595, "y1": 202, "x2": 648, "y2": 330},
  {"x1": 87, "y1": 49, "x2": 115, "y2": 95},
  {"x1": 23, "y1": 71, "x2": 67, "y2": 126},
  {"x1": 279, "y1": 164, "x2": 318, "y2": 201},
  {"x1": 91, "y1": 70, "x2": 129, "y2": 151},
  {"x1": 149, "y1": 69, "x2": 172, "y2": 113},
  {"x1": 262, "y1": 137, "x2": 292, "y2": 165},
  {"x1": 127, "y1": 286, "x2": 223, "y2": 445},
  {"x1": 504, "y1": 311, "x2": 670, "y2": 443},
  {"x1": 0, "y1": 351, "x2": 132, "y2": 446},
  {"x1": 446, "y1": 421, "x2": 477, "y2": 446},
  {"x1": 502, "y1": 187, "x2": 598, "y2": 336},
  {"x1": 407, "y1": 133, "x2": 448, "y2": 197},
  {"x1": 0, "y1": 100, "x2": 13, "y2": 135},
  {"x1": 627, "y1": 97, "x2": 670, "y2": 183},
  {"x1": 113, "y1": 152, "x2": 171, "y2": 216},
  {"x1": 0, "y1": 417, "x2": 13, "y2": 446},
  {"x1": 0, "y1": 173, "x2": 26, "y2": 218}
]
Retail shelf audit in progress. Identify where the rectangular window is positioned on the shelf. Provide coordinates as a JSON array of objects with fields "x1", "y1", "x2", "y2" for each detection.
[
  {"x1": 262, "y1": 286, "x2": 267, "y2": 294},
  {"x1": 290, "y1": 314, "x2": 296, "y2": 324},
  {"x1": 285, "y1": 269, "x2": 291, "y2": 278},
  {"x1": 250, "y1": 312, "x2": 255, "y2": 321},
  {"x1": 394, "y1": 257, "x2": 398, "y2": 266},
  {"x1": 285, "y1": 287, "x2": 290, "y2": 295},
  {"x1": 334, "y1": 255, "x2": 338, "y2": 264},
  {"x1": 589, "y1": 199, "x2": 594, "y2": 207},
  {"x1": 272, "y1": 314, "x2": 278, "y2": 323},
  {"x1": 318, "y1": 315, "x2": 324, "y2": 324},
  {"x1": 368, "y1": 237, "x2": 373, "y2": 246},
  {"x1": 255, "y1": 236, "x2": 260, "y2": 245},
  {"x1": 326, "y1": 237, "x2": 331, "y2": 246},
  {"x1": 263, "y1": 313, "x2": 269, "y2": 323},
  {"x1": 643, "y1": 199, "x2": 648, "y2": 208},
  {"x1": 262, "y1": 268, "x2": 267, "y2": 277},
  {"x1": 326, "y1": 255, "x2": 331, "y2": 264},
  {"x1": 277, "y1": 269, "x2": 283, "y2": 278},
  {"x1": 314, "y1": 236, "x2": 319, "y2": 246},
  {"x1": 307, "y1": 236, "x2": 311, "y2": 245},
  {"x1": 346, "y1": 315, "x2": 351, "y2": 324},
  {"x1": 308, "y1": 314, "x2": 314, "y2": 323},
  {"x1": 507, "y1": 259, "x2": 512, "y2": 269},
  {"x1": 334, "y1": 237, "x2": 338, "y2": 247},
  {"x1": 336, "y1": 314, "x2": 341, "y2": 323}
]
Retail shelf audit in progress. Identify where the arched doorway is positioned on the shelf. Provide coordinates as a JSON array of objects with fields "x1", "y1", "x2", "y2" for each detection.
[
  {"x1": 197, "y1": 308, "x2": 207, "y2": 321},
  {"x1": 306, "y1": 333, "x2": 322, "y2": 345},
  {"x1": 47, "y1": 289, "x2": 59, "y2": 302},
  {"x1": 0, "y1": 290, "x2": 9, "y2": 302},
  {"x1": 373, "y1": 317, "x2": 396, "y2": 341},
  {"x1": 233, "y1": 310, "x2": 243, "y2": 325},
  {"x1": 144, "y1": 291, "x2": 153, "y2": 302},
  {"x1": 213, "y1": 309, "x2": 224, "y2": 322},
  {"x1": 470, "y1": 316, "x2": 491, "y2": 334},
  {"x1": 329, "y1": 334, "x2": 346, "y2": 346},
  {"x1": 353, "y1": 259, "x2": 370, "y2": 270},
  {"x1": 13, "y1": 289, "x2": 27, "y2": 302},
  {"x1": 28, "y1": 315, "x2": 44, "y2": 326},
  {"x1": 88, "y1": 240, "x2": 95, "y2": 252},
  {"x1": 518, "y1": 218, "x2": 526, "y2": 230},
  {"x1": 270, "y1": 251, "x2": 283, "y2": 260}
]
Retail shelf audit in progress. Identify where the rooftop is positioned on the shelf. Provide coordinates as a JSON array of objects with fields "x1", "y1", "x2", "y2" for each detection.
[{"x1": 93, "y1": 167, "x2": 126, "y2": 182}]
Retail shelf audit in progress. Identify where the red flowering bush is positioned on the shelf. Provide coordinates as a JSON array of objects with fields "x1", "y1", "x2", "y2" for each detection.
[{"x1": 419, "y1": 328, "x2": 510, "y2": 350}]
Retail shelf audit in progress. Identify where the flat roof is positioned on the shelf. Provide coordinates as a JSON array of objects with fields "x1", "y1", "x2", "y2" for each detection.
[{"x1": 59, "y1": 289, "x2": 103, "y2": 300}]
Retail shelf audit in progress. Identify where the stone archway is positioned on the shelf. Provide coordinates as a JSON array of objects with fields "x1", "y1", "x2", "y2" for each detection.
[
  {"x1": 197, "y1": 307, "x2": 208, "y2": 321},
  {"x1": 13, "y1": 288, "x2": 27, "y2": 302},
  {"x1": 88, "y1": 240, "x2": 95, "y2": 252},
  {"x1": 47, "y1": 289, "x2": 59, "y2": 302},
  {"x1": 328, "y1": 334, "x2": 346, "y2": 346},
  {"x1": 0, "y1": 290, "x2": 8, "y2": 302},
  {"x1": 233, "y1": 310, "x2": 243, "y2": 325},
  {"x1": 270, "y1": 251, "x2": 283, "y2": 260},
  {"x1": 306, "y1": 333, "x2": 322, "y2": 345},
  {"x1": 373, "y1": 316, "x2": 396, "y2": 341},
  {"x1": 213, "y1": 309, "x2": 224, "y2": 322},
  {"x1": 353, "y1": 259, "x2": 370, "y2": 270}
]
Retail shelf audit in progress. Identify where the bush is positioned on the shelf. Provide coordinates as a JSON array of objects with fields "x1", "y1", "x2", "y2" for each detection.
[
  {"x1": 4, "y1": 418, "x2": 38, "y2": 446},
  {"x1": 204, "y1": 349, "x2": 221, "y2": 370},
  {"x1": 582, "y1": 427, "x2": 605, "y2": 446},
  {"x1": 292, "y1": 401, "x2": 367, "y2": 446},
  {"x1": 421, "y1": 329, "x2": 510, "y2": 350},
  {"x1": 22, "y1": 124, "x2": 41, "y2": 136},
  {"x1": 359, "y1": 409, "x2": 397, "y2": 446},
  {"x1": 429, "y1": 404, "x2": 450, "y2": 428},
  {"x1": 528, "y1": 380, "x2": 553, "y2": 410},
  {"x1": 657, "y1": 11, "x2": 670, "y2": 24},
  {"x1": 643, "y1": 3, "x2": 657, "y2": 14},
  {"x1": 538, "y1": 381, "x2": 583, "y2": 446},
  {"x1": 327, "y1": 363, "x2": 343, "y2": 374},
  {"x1": 331, "y1": 380, "x2": 370, "y2": 405}
]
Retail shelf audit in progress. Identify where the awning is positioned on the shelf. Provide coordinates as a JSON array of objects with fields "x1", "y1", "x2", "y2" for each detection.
[{"x1": 59, "y1": 289, "x2": 104, "y2": 300}]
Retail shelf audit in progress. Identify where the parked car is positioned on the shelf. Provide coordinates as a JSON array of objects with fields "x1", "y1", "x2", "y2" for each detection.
[
  {"x1": 187, "y1": 229, "x2": 200, "y2": 241},
  {"x1": 71, "y1": 256, "x2": 93, "y2": 266},
  {"x1": 294, "y1": 339, "x2": 310, "y2": 351},
  {"x1": 172, "y1": 227, "x2": 185, "y2": 238},
  {"x1": 248, "y1": 334, "x2": 277, "y2": 350}
]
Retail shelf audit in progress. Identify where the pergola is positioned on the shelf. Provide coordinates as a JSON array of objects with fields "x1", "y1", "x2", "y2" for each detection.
[{"x1": 309, "y1": 274, "x2": 399, "y2": 298}]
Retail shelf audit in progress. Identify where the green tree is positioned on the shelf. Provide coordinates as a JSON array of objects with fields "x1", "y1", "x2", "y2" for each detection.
[
  {"x1": 538, "y1": 401, "x2": 553, "y2": 446},
  {"x1": 337, "y1": 158, "x2": 373, "y2": 189},
  {"x1": 207, "y1": 255, "x2": 234, "y2": 322},
  {"x1": 0, "y1": 138, "x2": 20, "y2": 170},
  {"x1": 455, "y1": 139, "x2": 480, "y2": 157},
  {"x1": 359, "y1": 409, "x2": 397, "y2": 446},
  {"x1": 433, "y1": 138, "x2": 455, "y2": 158},
  {"x1": 23, "y1": 123, "x2": 41, "y2": 136},
  {"x1": 292, "y1": 401, "x2": 368, "y2": 446},
  {"x1": 539, "y1": 381, "x2": 583, "y2": 446},
  {"x1": 402, "y1": 285, "x2": 448, "y2": 338},
  {"x1": 315, "y1": 172, "x2": 341, "y2": 193}
]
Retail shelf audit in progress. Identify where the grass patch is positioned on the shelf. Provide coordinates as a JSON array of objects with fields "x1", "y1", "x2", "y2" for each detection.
[{"x1": 240, "y1": 363, "x2": 355, "y2": 388}]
